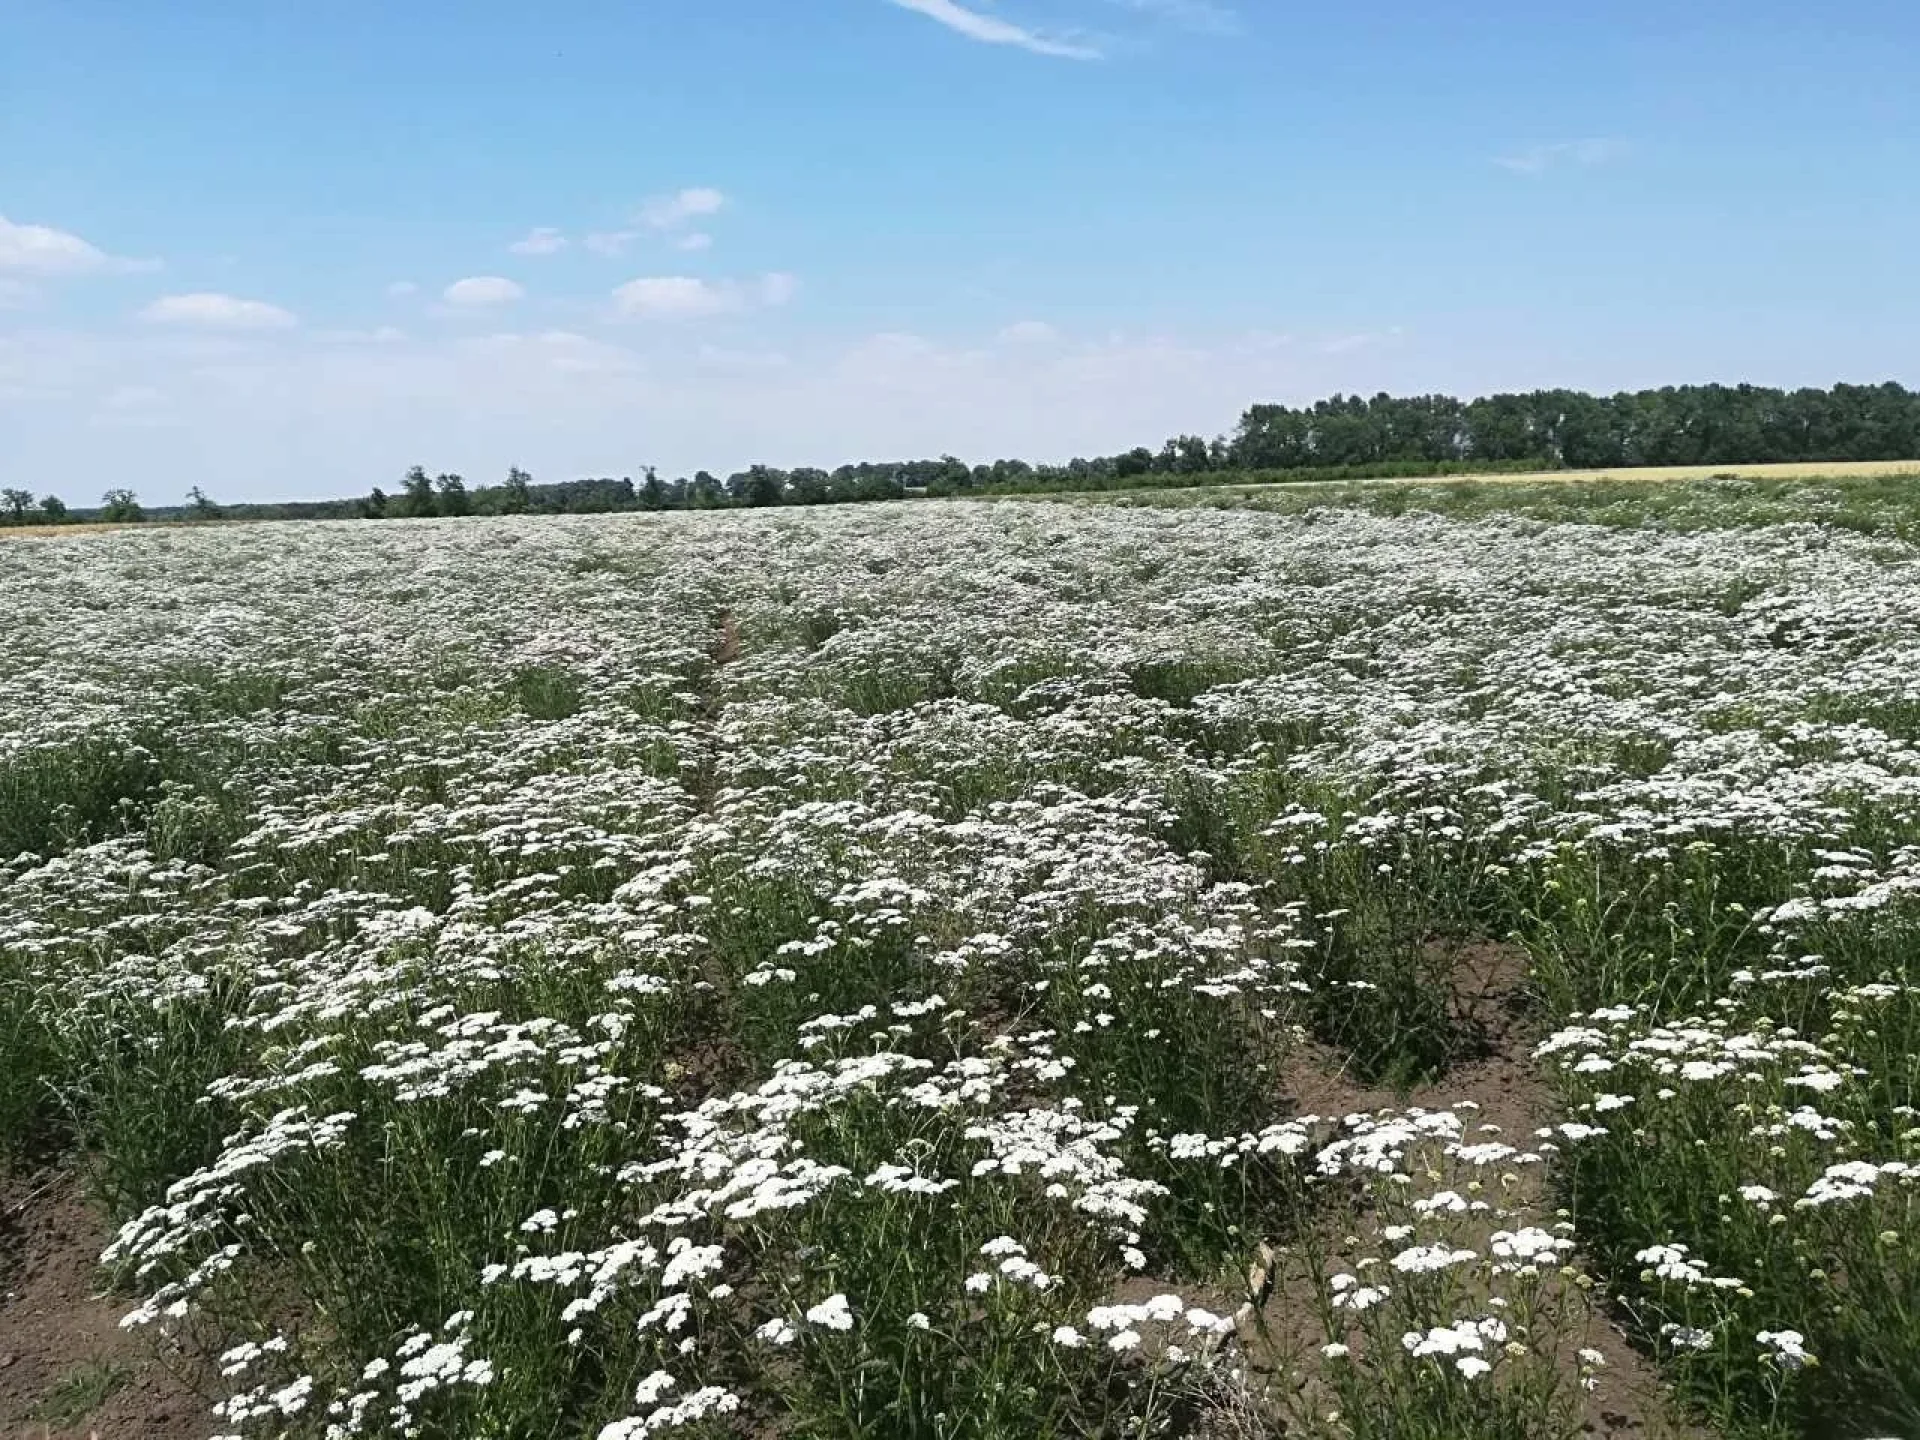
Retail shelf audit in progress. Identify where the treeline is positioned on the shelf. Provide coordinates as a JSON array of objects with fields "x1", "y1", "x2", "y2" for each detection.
[
  {"x1": 1233, "y1": 381, "x2": 1920, "y2": 473},
  {"x1": 8, "y1": 381, "x2": 1919, "y2": 525}
]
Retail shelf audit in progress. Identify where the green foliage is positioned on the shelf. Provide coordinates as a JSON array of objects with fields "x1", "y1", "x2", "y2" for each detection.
[
  {"x1": 436, "y1": 471, "x2": 472, "y2": 516},
  {"x1": 0, "y1": 963, "x2": 60, "y2": 1159},
  {"x1": 400, "y1": 463, "x2": 437, "y2": 517},
  {"x1": 29, "y1": 1361, "x2": 132, "y2": 1426},
  {"x1": 64, "y1": 979, "x2": 254, "y2": 1215},
  {"x1": 98, "y1": 487, "x2": 144, "y2": 522},
  {"x1": 510, "y1": 662, "x2": 585, "y2": 720},
  {"x1": 43, "y1": 380, "x2": 1920, "y2": 526},
  {"x1": 0, "y1": 733, "x2": 165, "y2": 859},
  {"x1": 1143, "y1": 469, "x2": 1920, "y2": 543},
  {"x1": 502, "y1": 465, "x2": 533, "y2": 514}
]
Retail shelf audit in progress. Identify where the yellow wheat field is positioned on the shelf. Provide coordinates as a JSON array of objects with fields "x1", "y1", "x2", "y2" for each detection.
[{"x1": 0, "y1": 522, "x2": 189, "y2": 540}]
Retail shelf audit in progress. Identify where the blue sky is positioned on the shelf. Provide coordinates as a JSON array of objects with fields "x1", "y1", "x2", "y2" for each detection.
[{"x1": 3, "y1": 0, "x2": 1917, "y2": 503}]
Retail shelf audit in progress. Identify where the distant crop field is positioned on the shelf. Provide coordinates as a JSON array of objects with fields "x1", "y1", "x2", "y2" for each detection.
[
  {"x1": 5, "y1": 502, "x2": 1920, "y2": 1439},
  {"x1": 0, "y1": 522, "x2": 157, "y2": 540},
  {"x1": 1220, "y1": 457, "x2": 1920, "y2": 491}
]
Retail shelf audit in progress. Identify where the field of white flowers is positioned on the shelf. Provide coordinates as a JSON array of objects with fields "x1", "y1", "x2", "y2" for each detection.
[{"x1": 3, "y1": 496, "x2": 1918, "y2": 1440}]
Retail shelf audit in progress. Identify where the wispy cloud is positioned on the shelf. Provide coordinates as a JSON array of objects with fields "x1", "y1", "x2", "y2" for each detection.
[
  {"x1": 138, "y1": 292, "x2": 297, "y2": 330},
  {"x1": 998, "y1": 319, "x2": 1061, "y2": 344},
  {"x1": 584, "y1": 231, "x2": 640, "y2": 257},
  {"x1": 757, "y1": 272, "x2": 800, "y2": 308},
  {"x1": 884, "y1": 0, "x2": 1101, "y2": 59},
  {"x1": 508, "y1": 227, "x2": 567, "y2": 256},
  {"x1": 640, "y1": 187, "x2": 727, "y2": 230},
  {"x1": 314, "y1": 326, "x2": 408, "y2": 345},
  {"x1": 1495, "y1": 138, "x2": 1625, "y2": 175},
  {"x1": 587, "y1": 189, "x2": 728, "y2": 258},
  {"x1": 1097, "y1": 0, "x2": 1238, "y2": 36},
  {"x1": 443, "y1": 276, "x2": 525, "y2": 308},
  {"x1": 0, "y1": 214, "x2": 157, "y2": 276},
  {"x1": 611, "y1": 271, "x2": 798, "y2": 320},
  {"x1": 611, "y1": 276, "x2": 739, "y2": 319}
]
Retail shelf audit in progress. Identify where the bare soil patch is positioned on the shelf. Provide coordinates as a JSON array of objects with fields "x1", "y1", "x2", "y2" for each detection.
[
  {"x1": 0, "y1": 1169, "x2": 207, "y2": 1440},
  {"x1": 1276, "y1": 1040, "x2": 1402, "y2": 1124},
  {"x1": 1239, "y1": 943, "x2": 1711, "y2": 1438}
]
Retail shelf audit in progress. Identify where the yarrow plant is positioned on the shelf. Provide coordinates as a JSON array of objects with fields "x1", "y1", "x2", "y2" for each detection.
[{"x1": 4, "y1": 493, "x2": 1920, "y2": 1438}]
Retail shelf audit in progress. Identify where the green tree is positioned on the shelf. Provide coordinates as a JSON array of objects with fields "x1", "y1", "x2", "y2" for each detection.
[
  {"x1": 502, "y1": 466, "x2": 533, "y2": 514},
  {"x1": 100, "y1": 488, "x2": 144, "y2": 523},
  {"x1": 787, "y1": 468, "x2": 829, "y2": 504},
  {"x1": 39, "y1": 494, "x2": 67, "y2": 523},
  {"x1": 435, "y1": 473, "x2": 471, "y2": 516},
  {"x1": 1, "y1": 488, "x2": 32, "y2": 525},
  {"x1": 745, "y1": 465, "x2": 786, "y2": 507},
  {"x1": 186, "y1": 485, "x2": 221, "y2": 520},
  {"x1": 639, "y1": 467, "x2": 667, "y2": 510},
  {"x1": 400, "y1": 466, "x2": 437, "y2": 518},
  {"x1": 689, "y1": 470, "x2": 724, "y2": 508},
  {"x1": 366, "y1": 486, "x2": 388, "y2": 519}
]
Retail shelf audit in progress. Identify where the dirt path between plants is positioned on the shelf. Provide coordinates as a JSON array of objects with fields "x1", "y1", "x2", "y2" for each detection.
[
  {"x1": 1239, "y1": 940, "x2": 1712, "y2": 1439},
  {"x1": 0, "y1": 1169, "x2": 207, "y2": 1440}
]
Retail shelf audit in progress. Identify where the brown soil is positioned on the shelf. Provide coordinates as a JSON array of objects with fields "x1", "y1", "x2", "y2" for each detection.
[
  {"x1": 0, "y1": 1169, "x2": 208, "y2": 1440},
  {"x1": 1440, "y1": 943, "x2": 1706, "y2": 1438},
  {"x1": 1430, "y1": 937, "x2": 1558, "y2": 1144},
  {"x1": 1239, "y1": 942, "x2": 1711, "y2": 1439},
  {"x1": 1276, "y1": 1041, "x2": 1401, "y2": 1124},
  {"x1": 709, "y1": 610, "x2": 743, "y2": 671}
]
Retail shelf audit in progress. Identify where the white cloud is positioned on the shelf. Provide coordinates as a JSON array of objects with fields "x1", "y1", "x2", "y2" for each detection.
[
  {"x1": 138, "y1": 292, "x2": 299, "y2": 329},
  {"x1": 0, "y1": 214, "x2": 156, "y2": 276},
  {"x1": 0, "y1": 278, "x2": 35, "y2": 309},
  {"x1": 386, "y1": 280, "x2": 420, "y2": 298},
  {"x1": 611, "y1": 276, "x2": 742, "y2": 319},
  {"x1": 640, "y1": 187, "x2": 727, "y2": 230},
  {"x1": 758, "y1": 272, "x2": 799, "y2": 308},
  {"x1": 585, "y1": 230, "x2": 640, "y2": 257},
  {"x1": 519, "y1": 330, "x2": 644, "y2": 376},
  {"x1": 697, "y1": 343, "x2": 792, "y2": 374},
  {"x1": 612, "y1": 272, "x2": 798, "y2": 319},
  {"x1": 315, "y1": 326, "x2": 409, "y2": 345},
  {"x1": 443, "y1": 275, "x2": 525, "y2": 307},
  {"x1": 884, "y1": 0, "x2": 1101, "y2": 59},
  {"x1": 1496, "y1": 138, "x2": 1625, "y2": 175},
  {"x1": 587, "y1": 191, "x2": 728, "y2": 256},
  {"x1": 998, "y1": 320, "x2": 1060, "y2": 344},
  {"x1": 507, "y1": 227, "x2": 567, "y2": 256}
]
